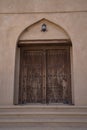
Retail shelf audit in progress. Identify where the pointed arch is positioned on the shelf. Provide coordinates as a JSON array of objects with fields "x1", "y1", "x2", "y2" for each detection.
[
  {"x1": 18, "y1": 18, "x2": 71, "y2": 42},
  {"x1": 14, "y1": 18, "x2": 73, "y2": 105}
]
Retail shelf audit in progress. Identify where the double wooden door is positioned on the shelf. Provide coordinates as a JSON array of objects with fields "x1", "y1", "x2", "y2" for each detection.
[{"x1": 19, "y1": 45, "x2": 72, "y2": 104}]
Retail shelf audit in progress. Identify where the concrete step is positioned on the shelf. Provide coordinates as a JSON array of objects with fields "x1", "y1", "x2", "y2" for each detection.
[
  {"x1": 0, "y1": 105, "x2": 87, "y2": 112},
  {"x1": 0, "y1": 105, "x2": 87, "y2": 127}
]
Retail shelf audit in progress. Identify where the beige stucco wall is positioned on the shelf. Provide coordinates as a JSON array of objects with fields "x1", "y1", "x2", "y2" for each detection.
[
  {"x1": 0, "y1": 0, "x2": 87, "y2": 13},
  {"x1": 0, "y1": 0, "x2": 87, "y2": 105}
]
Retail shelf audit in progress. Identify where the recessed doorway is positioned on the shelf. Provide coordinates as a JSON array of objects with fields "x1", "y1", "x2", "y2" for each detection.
[{"x1": 18, "y1": 44, "x2": 72, "y2": 105}]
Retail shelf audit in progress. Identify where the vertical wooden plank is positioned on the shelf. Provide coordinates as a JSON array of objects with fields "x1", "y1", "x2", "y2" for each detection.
[
  {"x1": 19, "y1": 47, "x2": 23, "y2": 104},
  {"x1": 66, "y1": 47, "x2": 72, "y2": 104},
  {"x1": 19, "y1": 47, "x2": 27, "y2": 104},
  {"x1": 42, "y1": 50, "x2": 46, "y2": 103}
]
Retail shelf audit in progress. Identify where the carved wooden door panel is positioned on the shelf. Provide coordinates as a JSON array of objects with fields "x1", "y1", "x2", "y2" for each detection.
[
  {"x1": 19, "y1": 46, "x2": 72, "y2": 104},
  {"x1": 19, "y1": 49, "x2": 44, "y2": 104},
  {"x1": 46, "y1": 48, "x2": 71, "y2": 104}
]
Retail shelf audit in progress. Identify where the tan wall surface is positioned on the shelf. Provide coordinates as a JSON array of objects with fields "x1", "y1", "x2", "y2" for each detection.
[
  {"x1": 0, "y1": 0, "x2": 87, "y2": 13},
  {"x1": 0, "y1": 0, "x2": 87, "y2": 105}
]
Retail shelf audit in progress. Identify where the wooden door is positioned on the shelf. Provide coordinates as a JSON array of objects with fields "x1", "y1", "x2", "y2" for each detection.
[
  {"x1": 46, "y1": 49, "x2": 71, "y2": 104},
  {"x1": 19, "y1": 45, "x2": 72, "y2": 104},
  {"x1": 19, "y1": 49, "x2": 44, "y2": 104}
]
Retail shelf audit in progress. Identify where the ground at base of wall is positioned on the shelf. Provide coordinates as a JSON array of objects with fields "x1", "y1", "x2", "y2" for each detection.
[{"x1": 0, "y1": 126, "x2": 87, "y2": 130}]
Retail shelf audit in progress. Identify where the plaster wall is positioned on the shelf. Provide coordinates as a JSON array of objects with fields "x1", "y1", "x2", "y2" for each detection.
[
  {"x1": 0, "y1": 0, "x2": 87, "y2": 13},
  {"x1": 0, "y1": 0, "x2": 87, "y2": 105}
]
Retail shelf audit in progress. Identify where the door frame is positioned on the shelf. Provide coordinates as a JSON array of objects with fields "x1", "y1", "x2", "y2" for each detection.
[{"x1": 14, "y1": 39, "x2": 73, "y2": 105}]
